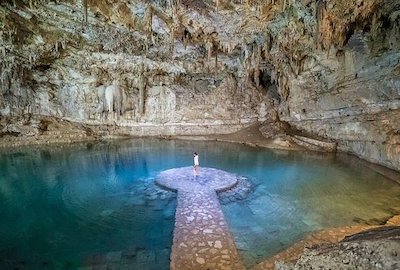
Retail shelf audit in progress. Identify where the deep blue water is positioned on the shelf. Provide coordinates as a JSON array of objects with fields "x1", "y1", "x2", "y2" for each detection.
[{"x1": 0, "y1": 138, "x2": 399, "y2": 269}]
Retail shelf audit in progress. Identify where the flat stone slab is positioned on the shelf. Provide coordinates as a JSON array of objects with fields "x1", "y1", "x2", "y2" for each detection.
[
  {"x1": 157, "y1": 167, "x2": 239, "y2": 193},
  {"x1": 156, "y1": 167, "x2": 245, "y2": 270}
]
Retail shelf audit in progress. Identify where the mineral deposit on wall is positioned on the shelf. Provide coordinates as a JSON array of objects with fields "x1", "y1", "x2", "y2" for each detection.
[{"x1": 0, "y1": 0, "x2": 399, "y2": 170}]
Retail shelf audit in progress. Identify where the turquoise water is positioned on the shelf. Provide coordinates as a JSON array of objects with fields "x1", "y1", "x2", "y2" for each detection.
[
  {"x1": 218, "y1": 148, "x2": 400, "y2": 267},
  {"x1": 0, "y1": 139, "x2": 399, "y2": 269}
]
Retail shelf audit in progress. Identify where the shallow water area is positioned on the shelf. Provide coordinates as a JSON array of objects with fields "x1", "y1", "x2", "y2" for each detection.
[
  {"x1": 219, "y1": 148, "x2": 400, "y2": 267},
  {"x1": 0, "y1": 139, "x2": 178, "y2": 270},
  {"x1": 0, "y1": 138, "x2": 399, "y2": 269}
]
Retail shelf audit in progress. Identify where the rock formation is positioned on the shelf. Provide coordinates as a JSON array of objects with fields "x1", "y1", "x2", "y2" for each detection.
[
  {"x1": 276, "y1": 226, "x2": 400, "y2": 270},
  {"x1": 0, "y1": 0, "x2": 399, "y2": 171}
]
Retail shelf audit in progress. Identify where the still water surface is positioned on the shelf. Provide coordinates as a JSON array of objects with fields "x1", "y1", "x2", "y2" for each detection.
[{"x1": 0, "y1": 138, "x2": 399, "y2": 269}]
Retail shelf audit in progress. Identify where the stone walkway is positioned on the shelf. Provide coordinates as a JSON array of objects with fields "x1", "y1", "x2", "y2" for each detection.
[{"x1": 156, "y1": 167, "x2": 246, "y2": 270}]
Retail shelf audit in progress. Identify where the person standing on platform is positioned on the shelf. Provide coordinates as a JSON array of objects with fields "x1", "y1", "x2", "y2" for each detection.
[{"x1": 193, "y1": 152, "x2": 199, "y2": 176}]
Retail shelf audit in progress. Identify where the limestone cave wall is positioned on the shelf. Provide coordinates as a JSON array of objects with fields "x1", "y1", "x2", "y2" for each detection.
[
  {"x1": 0, "y1": 0, "x2": 271, "y2": 137},
  {"x1": 0, "y1": 0, "x2": 399, "y2": 170}
]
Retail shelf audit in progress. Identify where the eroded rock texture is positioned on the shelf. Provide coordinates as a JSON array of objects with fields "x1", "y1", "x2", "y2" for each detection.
[
  {"x1": 276, "y1": 226, "x2": 400, "y2": 270},
  {"x1": 0, "y1": 0, "x2": 399, "y2": 170}
]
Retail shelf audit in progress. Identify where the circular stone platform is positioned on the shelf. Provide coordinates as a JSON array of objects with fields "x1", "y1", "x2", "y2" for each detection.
[
  {"x1": 156, "y1": 166, "x2": 239, "y2": 193},
  {"x1": 156, "y1": 167, "x2": 245, "y2": 270}
]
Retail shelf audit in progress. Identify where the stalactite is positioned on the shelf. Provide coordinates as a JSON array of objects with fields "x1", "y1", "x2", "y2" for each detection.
[
  {"x1": 144, "y1": 4, "x2": 153, "y2": 35},
  {"x1": 243, "y1": 44, "x2": 250, "y2": 66},
  {"x1": 271, "y1": 69, "x2": 277, "y2": 84},
  {"x1": 170, "y1": 26, "x2": 175, "y2": 54},
  {"x1": 219, "y1": 40, "x2": 238, "y2": 54},
  {"x1": 105, "y1": 84, "x2": 114, "y2": 118},
  {"x1": 0, "y1": 31, "x2": 5, "y2": 58},
  {"x1": 254, "y1": 45, "x2": 261, "y2": 87},
  {"x1": 61, "y1": 37, "x2": 66, "y2": 49},
  {"x1": 138, "y1": 64, "x2": 146, "y2": 115},
  {"x1": 278, "y1": 74, "x2": 289, "y2": 101},
  {"x1": 205, "y1": 39, "x2": 213, "y2": 65},
  {"x1": 83, "y1": 0, "x2": 88, "y2": 25},
  {"x1": 167, "y1": 0, "x2": 173, "y2": 10},
  {"x1": 316, "y1": 0, "x2": 327, "y2": 49},
  {"x1": 298, "y1": 56, "x2": 306, "y2": 74},
  {"x1": 215, "y1": 0, "x2": 220, "y2": 12},
  {"x1": 215, "y1": 51, "x2": 218, "y2": 69},
  {"x1": 113, "y1": 81, "x2": 124, "y2": 117},
  {"x1": 142, "y1": 4, "x2": 153, "y2": 55},
  {"x1": 172, "y1": 1, "x2": 178, "y2": 18},
  {"x1": 242, "y1": 43, "x2": 254, "y2": 86}
]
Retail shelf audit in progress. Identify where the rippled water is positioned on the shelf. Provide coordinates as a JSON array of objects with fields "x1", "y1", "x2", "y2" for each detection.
[{"x1": 0, "y1": 138, "x2": 399, "y2": 269}]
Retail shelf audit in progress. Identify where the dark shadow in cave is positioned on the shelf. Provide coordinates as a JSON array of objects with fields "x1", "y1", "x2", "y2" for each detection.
[{"x1": 258, "y1": 69, "x2": 280, "y2": 102}]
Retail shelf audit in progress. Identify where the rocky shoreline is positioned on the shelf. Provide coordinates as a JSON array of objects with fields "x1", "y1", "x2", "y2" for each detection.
[
  {"x1": 253, "y1": 215, "x2": 400, "y2": 270},
  {"x1": 1, "y1": 118, "x2": 400, "y2": 184},
  {"x1": 3, "y1": 118, "x2": 399, "y2": 181}
]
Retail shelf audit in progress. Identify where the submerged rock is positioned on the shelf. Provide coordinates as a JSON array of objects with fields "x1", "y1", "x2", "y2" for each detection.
[{"x1": 218, "y1": 176, "x2": 253, "y2": 204}]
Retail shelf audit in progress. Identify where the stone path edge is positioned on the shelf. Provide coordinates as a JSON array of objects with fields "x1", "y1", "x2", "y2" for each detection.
[{"x1": 155, "y1": 167, "x2": 246, "y2": 270}]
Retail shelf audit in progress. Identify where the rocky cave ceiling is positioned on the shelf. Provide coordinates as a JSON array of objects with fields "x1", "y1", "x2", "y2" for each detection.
[{"x1": 0, "y1": 0, "x2": 399, "y2": 170}]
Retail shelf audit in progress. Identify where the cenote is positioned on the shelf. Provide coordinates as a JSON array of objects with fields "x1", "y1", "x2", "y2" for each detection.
[{"x1": 0, "y1": 138, "x2": 399, "y2": 270}]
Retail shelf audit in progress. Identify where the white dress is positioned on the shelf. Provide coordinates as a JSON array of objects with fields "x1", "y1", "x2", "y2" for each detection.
[{"x1": 194, "y1": 155, "x2": 199, "y2": 166}]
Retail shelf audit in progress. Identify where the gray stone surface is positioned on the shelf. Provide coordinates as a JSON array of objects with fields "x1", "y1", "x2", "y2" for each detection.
[
  {"x1": 156, "y1": 167, "x2": 245, "y2": 270},
  {"x1": 276, "y1": 227, "x2": 400, "y2": 270},
  {"x1": 157, "y1": 167, "x2": 239, "y2": 194}
]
